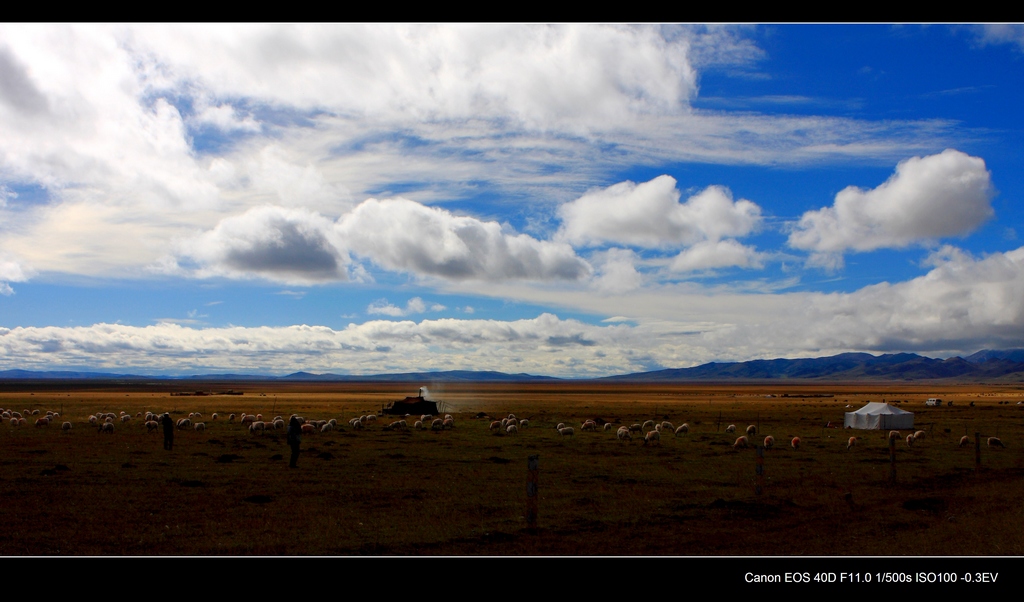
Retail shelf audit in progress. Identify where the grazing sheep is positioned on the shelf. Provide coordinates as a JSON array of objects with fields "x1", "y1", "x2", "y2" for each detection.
[
  {"x1": 643, "y1": 430, "x2": 661, "y2": 446},
  {"x1": 791, "y1": 436, "x2": 801, "y2": 449},
  {"x1": 255, "y1": 414, "x2": 263, "y2": 421},
  {"x1": 959, "y1": 435, "x2": 970, "y2": 447},
  {"x1": 604, "y1": 423, "x2": 614, "y2": 431},
  {"x1": 555, "y1": 422, "x2": 566, "y2": 431},
  {"x1": 414, "y1": 420, "x2": 424, "y2": 430},
  {"x1": 177, "y1": 418, "x2": 192, "y2": 430},
  {"x1": 194, "y1": 422, "x2": 206, "y2": 432},
  {"x1": 120, "y1": 414, "x2": 131, "y2": 423},
  {"x1": 300, "y1": 423, "x2": 316, "y2": 434},
  {"x1": 617, "y1": 428, "x2": 632, "y2": 441},
  {"x1": 9, "y1": 418, "x2": 19, "y2": 427},
  {"x1": 421, "y1": 414, "x2": 432, "y2": 423},
  {"x1": 34, "y1": 417, "x2": 49, "y2": 427},
  {"x1": 98, "y1": 422, "x2": 114, "y2": 434},
  {"x1": 629, "y1": 423, "x2": 642, "y2": 433},
  {"x1": 913, "y1": 430, "x2": 926, "y2": 440},
  {"x1": 847, "y1": 436, "x2": 858, "y2": 450},
  {"x1": 746, "y1": 425, "x2": 756, "y2": 436},
  {"x1": 431, "y1": 419, "x2": 444, "y2": 431},
  {"x1": 764, "y1": 435, "x2": 775, "y2": 449},
  {"x1": 506, "y1": 424, "x2": 518, "y2": 435},
  {"x1": 351, "y1": 420, "x2": 364, "y2": 430},
  {"x1": 61, "y1": 422, "x2": 72, "y2": 433},
  {"x1": 490, "y1": 421, "x2": 502, "y2": 431},
  {"x1": 364, "y1": 415, "x2": 377, "y2": 424},
  {"x1": 988, "y1": 437, "x2": 1006, "y2": 448},
  {"x1": 906, "y1": 434, "x2": 915, "y2": 447},
  {"x1": 558, "y1": 427, "x2": 575, "y2": 437},
  {"x1": 320, "y1": 423, "x2": 334, "y2": 433},
  {"x1": 725, "y1": 424, "x2": 736, "y2": 433},
  {"x1": 146, "y1": 420, "x2": 159, "y2": 433},
  {"x1": 273, "y1": 419, "x2": 285, "y2": 430},
  {"x1": 581, "y1": 420, "x2": 597, "y2": 432},
  {"x1": 444, "y1": 418, "x2": 455, "y2": 429},
  {"x1": 211, "y1": 413, "x2": 218, "y2": 420},
  {"x1": 661, "y1": 421, "x2": 675, "y2": 431},
  {"x1": 228, "y1": 413, "x2": 236, "y2": 423},
  {"x1": 888, "y1": 430, "x2": 901, "y2": 442},
  {"x1": 654, "y1": 424, "x2": 663, "y2": 433},
  {"x1": 241, "y1": 414, "x2": 255, "y2": 426},
  {"x1": 733, "y1": 435, "x2": 749, "y2": 449},
  {"x1": 507, "y1": 414, "x2": 517, "y2": 422},
  {"x1": 249, "y1": 421, "x2": 266, "y2": 435},
  {"x1": 642, "y1": 420, "x2": 656, "y2": 431}
]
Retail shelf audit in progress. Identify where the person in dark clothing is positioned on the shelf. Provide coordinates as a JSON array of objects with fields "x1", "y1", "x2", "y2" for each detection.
[
  {"x1": 286, "y1": 416, "x2": 301, "y2": 468},
  {"x1": 161, "y1": 413, "x2": 174, "y2": 450}
]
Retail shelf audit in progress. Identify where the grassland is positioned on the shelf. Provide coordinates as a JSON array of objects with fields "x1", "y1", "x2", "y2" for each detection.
[{"x1": 1, "y1": 381, "x2": 1022, "y2": 556}]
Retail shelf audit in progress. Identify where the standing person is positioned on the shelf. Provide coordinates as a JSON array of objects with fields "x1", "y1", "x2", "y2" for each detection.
[
  {"x1": 287, "y1": 416, "x2": 301, "y2": 468},
  {"x1": 161, "y1": 413, "x2": 174, "y2": 450}
]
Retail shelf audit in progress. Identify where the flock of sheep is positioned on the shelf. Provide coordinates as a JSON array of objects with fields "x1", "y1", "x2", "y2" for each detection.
[{"x1": 3, "y1": 404, "x2": 1010, "y2": 455}]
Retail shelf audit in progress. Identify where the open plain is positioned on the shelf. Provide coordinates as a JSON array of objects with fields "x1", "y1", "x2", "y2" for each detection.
[{"x1": 1, "y1": 380, "x2": 1022, "y2": 556}]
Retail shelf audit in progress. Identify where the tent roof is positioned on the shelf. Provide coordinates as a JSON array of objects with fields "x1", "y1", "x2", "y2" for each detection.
[{"x1": 850, "y1": 402, "x2": 913, "y2": 416}]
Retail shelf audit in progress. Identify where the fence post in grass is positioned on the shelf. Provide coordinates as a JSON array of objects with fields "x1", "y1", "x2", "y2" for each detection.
[
  {"x1": 526, "y1": 454, "x2": 539, "y2": 531},
  {"x1": 975, "y1": 432, "x2": 981, "y2": 472},
  {"x1": 889, "y1": 433, "x2": 896, "y2": 485},
  {"x1": 755, "y1": 445, "x2": 764, "y2": 496}
]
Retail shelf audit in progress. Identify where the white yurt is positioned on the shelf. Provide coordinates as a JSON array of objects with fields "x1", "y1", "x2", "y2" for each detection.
[{"x1": 843, "y1": 402, "x2": 914, "y2": 430}]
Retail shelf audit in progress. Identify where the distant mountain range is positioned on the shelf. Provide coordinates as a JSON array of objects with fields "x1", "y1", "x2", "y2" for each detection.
[{"x1": 3, "y1": 350, "x2": 1024, "y2": 382}]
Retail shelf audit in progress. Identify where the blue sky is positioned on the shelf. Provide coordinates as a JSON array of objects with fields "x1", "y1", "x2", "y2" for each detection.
[{"x1": 2, "y1": 24, "x2": 1024, "y2": 376}]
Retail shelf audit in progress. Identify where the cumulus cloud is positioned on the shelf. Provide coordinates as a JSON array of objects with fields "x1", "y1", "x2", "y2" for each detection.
[
  {"x1": 176, "y1": 205, "x2": 350, "y2": 284},
  {"x1": 557, "y1": 176, "x2": 762, "y2": 249},
  {"x1": 0, "y1": 254, "x2": 30, "y2": 295},
  {"x1": 590, "y1": 248, "x2": 644, "y2": 294},
  {"x1": 788, "y1": 149, "x2": 994, "y2": 258},
  {"x1": 669, "y1": 239, "x2": 764, "y2": 272},
  {"x1": 337, "y1": 197, "x2": 591, "y2": 282},
  {"x1": 367, "y1": 297, "x2": 445, "y2": 317}
]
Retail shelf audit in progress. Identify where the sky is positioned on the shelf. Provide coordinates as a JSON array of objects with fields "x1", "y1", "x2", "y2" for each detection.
[{"x1": 2, "y1": 23, "x2": 1024, "y2": 377}]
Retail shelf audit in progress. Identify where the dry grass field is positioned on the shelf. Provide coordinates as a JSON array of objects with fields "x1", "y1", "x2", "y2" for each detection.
[{"x1": 1, "y1": 380, "x2": 1023, "y2": 556}]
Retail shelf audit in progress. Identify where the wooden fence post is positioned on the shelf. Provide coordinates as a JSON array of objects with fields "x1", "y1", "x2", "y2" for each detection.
[{"x1": 526, "y1": 454, "x2": 539, "y2": 531}]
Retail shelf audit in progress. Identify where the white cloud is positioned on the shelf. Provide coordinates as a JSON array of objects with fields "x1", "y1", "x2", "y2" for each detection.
[
  {"x1": 337, "y1": 197, "x2": 591, "y2": 282},
  {"x1": 669, "y1": 239, "x2": 764, "y2": 272},
  {"x1": 176, "y1": 205, "x2": 351, "y2": 284},
  {"x1": 972, "y1": 24, "x2": 1024, "y2": 52},
  {"x1": 557, "y1": 176, "x2": 762, "y2": 248},
  {"x1": 590, "y1": 248, "x2": 644, "y2": 294},
  {"x1": 367, "y1": 297, "x2": 444, "y2": 317},
  {"x1": 0, "y1": 253, "x2": 30, "y2": 295},
  {"x1": 788, "y1": 149, "x2": 994, "y2": 257}
]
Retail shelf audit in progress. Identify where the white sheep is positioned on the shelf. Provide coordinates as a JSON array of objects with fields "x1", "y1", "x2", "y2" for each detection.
[
  {"x1": 763, "y1": 435, "x2": 775, "y2": 449},
  {"x1": 959, "y1": 435, "x2": 970, "y2": 447},
  {"x1": 888, "y1": 430, "x2": 901, "y2": 442},
  {"x1": 733, "y1": 435, "x2": 749, "y2": 449},
  {"x1": 146, "y1": 420, "x2": 159, "y2": 433},
  {"x1": 273, "y1": 419, "x2": 285, "y2": 430},
  {"x1": 320, "y1": 423, "x2": 333, "y2": 433},
  {"x1": 674, "y1": 424, "x2": 689, "y2": 436},
  {"x1": 444, "y1": 418, "x2": 455, "y2": 429},
  {"x1": 432, "y1": 419, "x2": 444, "y2": 431},
  {"x1": 98, "y1": 422, "x2": 114, "y2": 434},
  {"x1": 988, "y1": 437, "x2": 1006, "y2": 448},
  {"x1": 847, "y1": 436, "x2": 858, "y2": 450},
  {"x1": 558, "y1": 427, "x2": 575, "y2": 437},
  {"x1": 906, "y1": 434, "x2": 915, "y2": 447},
  {"x1": 177, "y1": 418, "x2": 192, "y2": 430},
  {"x1": 604, "y1": 423, "x2": 614, "y2": 431},
  {"x1": 194, "y1": 422, "x2": 206, "y2": 432},
  {"x1": 641, "y1": 420, "x2": 656, "y2": 431},
  {"x1": 913, "y1": 430, "x2": 926, "y2": 440},
  {"x1": 661, "y1": 421, "x2": 675, "y2": 431},
  {"x1": 617, "y1": 428, "x2": 632, "y2": 441},
  {"x1": 414, "y1": 420, "x2": 424, "y2": 430},
  {"x1": 490, "y1": 421, "x2": 502, "y2": 431},
  {"x1": 120, "y1": 414, "x2": 131, "y2": 423},
  {"x1": 555, "y1": 422, "x2": 566, "y2": 431},
  {"x1": 249, "y1": 421, "x2": 265, "y2": 435},
  {"x1": 506, "y1": 424, "x2": 518, "y2": 435},
  {"x1": 725, "y1": 424, "x2": 736, "y2": 433},
  {"x1": 746, "y1": 425, "x2": 756, "y2": 436},
  {"x1": 581, "y1": 420, "x2": 597, "y2": 432},
  {"x1": 791, "y1": 436, "x2": 801, "y2": 450},
  {"x1": 228, "y1": 413, "x2": 236, "y2": 423},
  {"x1": 61, "y1": 421, "x2": 72, "y2": 433},
  {"x1": 211, "y1": 413, "x2": 218, "y2": 420},
  {"x1": 629, "y1": 423, "x2": 642, "y2": 433},
  {"x1": 643, "y1": 430, "x2": 661, "y2": 446}
]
